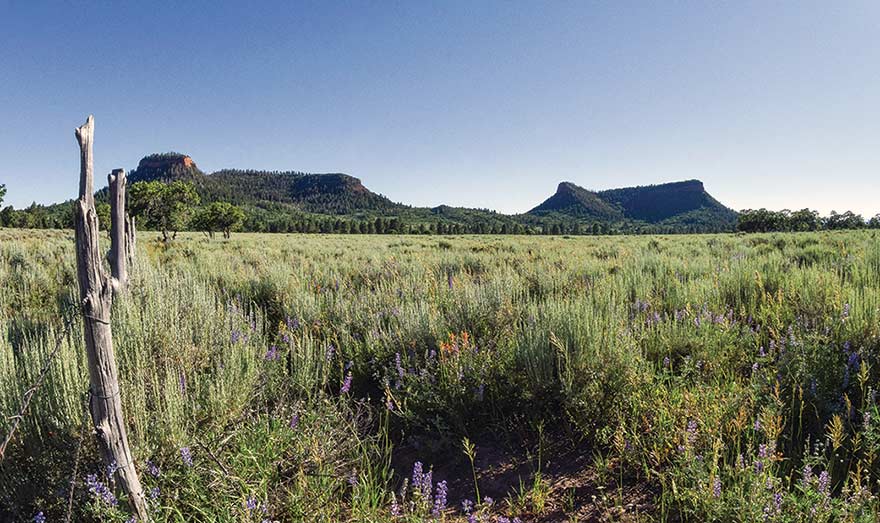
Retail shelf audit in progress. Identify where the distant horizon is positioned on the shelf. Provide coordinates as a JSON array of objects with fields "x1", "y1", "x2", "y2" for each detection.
[{"x1": 2, "y1": 2, "x2": 878, "y2": 216}]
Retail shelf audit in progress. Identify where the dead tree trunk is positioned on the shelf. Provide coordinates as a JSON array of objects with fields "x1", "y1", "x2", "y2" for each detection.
[
  {"x1": 108, "y1": 169, "x2": 128, "y2": 290},
  {"x1": 74, "y1": 116, "x2": 148, "y2": 521}
]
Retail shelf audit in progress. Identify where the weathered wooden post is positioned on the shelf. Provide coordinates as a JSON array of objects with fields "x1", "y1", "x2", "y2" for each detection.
[
  {"x1": 108, "y1": 168, "x2": 128, "y2": 290},
  {"x1": 125, "y1": 214, "x2": 136, "y2": 268},
  {"x1": 74, "y1": 116, "x2": 148, "y2": 520}
]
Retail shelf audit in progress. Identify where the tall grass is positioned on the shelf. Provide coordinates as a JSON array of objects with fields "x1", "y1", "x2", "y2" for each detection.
[{"x1": 1, "y1": 228, "x2": 880, "y2": 521}]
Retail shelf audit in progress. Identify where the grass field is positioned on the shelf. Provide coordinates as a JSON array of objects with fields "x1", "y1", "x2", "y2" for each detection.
[{"x1": 2, "y1": 228, "x2": 880, "y2": 522}]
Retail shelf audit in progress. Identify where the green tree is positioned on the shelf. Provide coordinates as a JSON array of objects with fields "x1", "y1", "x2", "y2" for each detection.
[
  {"x1": 0, "y1": 184, "x2": 6, "y2": 208},
  {"x1": 129, "y1": 180, "x2": 200, "y2": 241},
  {"x1": 192, "y1": 202, "x2": 246, "y2": 239}
]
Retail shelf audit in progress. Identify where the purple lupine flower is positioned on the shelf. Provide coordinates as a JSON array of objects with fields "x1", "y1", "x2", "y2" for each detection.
[
  {"x1": 468, "y1": 515, "x2": 478, "y2": 523},
  {"x1": 325, "y1": 344, "x2": 336, "y2": 362},
  {"x1": 663, "y1": 356, "x2": 670, "y2": 367},
  {"x1": 395, "y1": 352, "x2": 405, "y2": 379},
  {"x1": 246, "y1": 496, "x2": 258, "y2": 511},
  {"x1": 265, "y1": 345, "x2": 279, "y2": 361},
  {"x1": 340, "y1": 372, "x2": 353, "y2": 394},
  {"x1": 752, "y1": 362, "x2": 759, "y2": 376},
  {"x1": 146, "y1": 459, "x2": 160, "y2": 478},
  {"x1": 712, "y1": 476, "x2": 721, "y2": 498},
  {"x1": 149, "y1": 487, "x2": 160, "y2": 500},
  {"x1": 802, "y1": 465, "x2": 813, "y2": 486},
  {"x1": 390, "y1": 496, "x2": 401, "y2": 517},
  {"x1": 178, "y1": 372, "x2": 187, "y2": 394},
  {"x1": 754, "y1": 418, "x2": 762, "y2": 432},
  {"x1": 290, "y1": 413, "x2": 300, "y2": 430},
  {"x1": 107, "y1": 459, "x2": 119, "y2": 478},
  {"x1": 448, "y1": 273, "x2": 454, "y2": 289},
  {"x1": 348, "y1": 471, "x2": 358, "y2": 486},
  {"x1": 754, "y1": 460, "x2": 764, "y2": 474},
  {"x1": 817, "y1": 470, "x2": 830, "y2": 495},
  {"x1": 344, "y1": 360, "x2": 354, "y2": 372},
  {"x1": 842, "y1": 303, "x2": 850, "y2": 321},
  {"x1": 421, "y1": 470, "x2": 433, "y2": 501},
  {"x1": 432, "y1": 480, "x2": 448, "y2": 517},
  {"x1": 411, "y1": 462, "x2": 423, "y2": 489},
  {"x1": 774, "y1": 492, "x2": 783, "y2": 512},
  {"x1": 86, "y1": 473, "x2": 118, "y2": 506},
  {"x1": 462, "y1": 499, "x2": 474, "y2": 514},
  {"x1": 686, "y1": 419, "x2": 698, "y2": 444},
  {"x1": 758, "y1": 346, "x2": 766, "y2": 357},
  {"x1": 847, "y1": 351, "x2": 860, "y2": 370},
  {"x1": 758, "y1": 444, "x2": 770, "y2": 458},
  {"x1": 231, "y1": 329, "x2": 242, "y2": 344},
  {"x1": 180, "y1": 447, "x2": 193, "y2": 467},
  {"x1": 33, "y1": 513, "x2": 45, "y2": 523}
]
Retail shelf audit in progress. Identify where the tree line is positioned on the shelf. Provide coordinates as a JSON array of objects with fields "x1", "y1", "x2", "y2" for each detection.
[
  {"x1": 3, "y1": 180, "x2": 878, "y2": 236},
  {"x1": 737, "y1": 208, "x2": 880, "y2": 233}
]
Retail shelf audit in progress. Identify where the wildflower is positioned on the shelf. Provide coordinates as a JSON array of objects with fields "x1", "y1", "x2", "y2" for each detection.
[
  {"x1": 290, "y1": 413, "x2": 300, "y2": 430},
  {"x1": 348, "y1": 471, "x2": 358, "y2": 486},
  {"x1": 421, "y1": 470, "x2": 433, "y2": 500},
  {"x1": 754, "y1": 460, "x2": 764, "y2": 474},
  {"x1": 178, "y1": 372, "x2": 187, "y2": 394},
  {"x1": 712, "y1": 476, "x2": 721, "y2": 498},
  {"x1": 448, "y1": 273, "x2": 454, "y2": 289},
  {"x1": 758, "y1": 443, "x2": 771, "y2": 459},
  {"x1": 86, "y1": 473, "x2": 118, "y2": 506},
  {"x1": 149, "y1": 487, "x2": 160, "y2": 500},
  {"x1": 462, "y1": 499, "x2": 474, "y2": 514},
  {"x1": 774, "y1": 492, "x2": 783, "y2": 512},
  {"x1": 802, "y1": 465, "x2": 813, "y2": 486},
  {"x1": 340, "y1": 372, "x2": 353, "y2": 394},
  {"x1": 107, "y1": 459, "x2": 119, "y2": 478},
  {"x1": 663, "y1": 356, "x2": 670, "y2": 367},
  {"x1": 842, "y1": 303, "x2": 850, "y2": 321},
  {"x1": 390, "y1": 496, "x2": 401, "y2": 517},
  {"x1": 325, "y1": 344, "x2": 336, "y2": 362},
  {"x1": 395, "y1": 352, "x2": 405, "y2": 379},
  {"x1": 146, "y1": 459, "x2": 160, "y2": 478},
  {"x1": 246, "y1": 496, "x2": 258, "y2": 511},
  {"x1": 686, "y1": 419, "x2": 698, "y2": 445},
  {"x1": 817, "y1": 470, "x2": 830, "y2": 496},
  {"x1": 432, "y1": 480, "x2": 448, "y2": 517},
  {"x1": 412, "y1": 462, "x2": 424, "y2": 492},
  {"x1": 758, "y1": 346, "x2": 766, "y2": 357},
  {"x1": 264, "y1": 345, "x2": 278, "y2": 361},
  {"x1": 33, "y1": 512, "x2": 45, "y2": 523},
  {"x1": 754, "y1": 418, "x2": 762, "y2": 432},
  {"x1": 231, "y1": 329, "x2": 242, "y2": 344},
  {"x1": 180, "y1": 446, "x2": 193, "y2": 467}
]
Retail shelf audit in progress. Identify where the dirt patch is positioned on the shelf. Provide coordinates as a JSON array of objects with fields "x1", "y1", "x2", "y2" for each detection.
[{"x1": 392, "y1": 434, "x2": 657, "y2": 522}]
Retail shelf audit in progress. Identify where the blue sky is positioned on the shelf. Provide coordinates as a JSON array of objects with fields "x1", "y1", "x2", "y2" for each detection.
[{"x1": 1, "y1": 1, "x2": 878, "y2": 216}]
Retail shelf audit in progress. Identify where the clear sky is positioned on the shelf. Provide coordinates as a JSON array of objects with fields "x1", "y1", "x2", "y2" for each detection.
[{"x1": 1, "y1": 1, "x2": 878, "y2": 216}]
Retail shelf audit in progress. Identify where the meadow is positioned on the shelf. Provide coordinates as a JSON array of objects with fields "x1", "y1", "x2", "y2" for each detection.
[{"x1": 1, "y1": 228, "x2": 879, "y2": 522}]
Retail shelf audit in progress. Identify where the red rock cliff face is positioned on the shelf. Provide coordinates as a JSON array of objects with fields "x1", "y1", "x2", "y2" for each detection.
[
  {"x1": 130, "y1": 154, "x2": 204, "y2": 183},
  {"x1": 138, "y1": 155, "x2": 194, "y2": 171}
]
